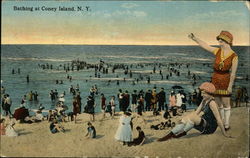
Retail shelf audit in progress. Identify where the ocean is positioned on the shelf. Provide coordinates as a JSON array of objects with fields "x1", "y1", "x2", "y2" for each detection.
[{"x1": 1, "y1": 45, "x2": 249, "y2": 113}]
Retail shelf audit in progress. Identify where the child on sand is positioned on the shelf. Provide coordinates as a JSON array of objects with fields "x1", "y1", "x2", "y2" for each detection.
[{"x1": 85, "y1": 122, "x2": 96, "y2": 138}]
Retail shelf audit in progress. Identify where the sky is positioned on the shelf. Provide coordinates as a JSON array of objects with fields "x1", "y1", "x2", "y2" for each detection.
[{"x1": 2, "y1": 1, "x2": 250, "y2": 45}]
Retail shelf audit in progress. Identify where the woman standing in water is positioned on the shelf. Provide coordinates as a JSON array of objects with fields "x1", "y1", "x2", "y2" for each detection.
[{"x1": 188, "y1": 31, "x2": 238, "y2": 130}]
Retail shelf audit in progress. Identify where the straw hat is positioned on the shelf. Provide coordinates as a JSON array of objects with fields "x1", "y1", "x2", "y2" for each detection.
[
  {"x1": 199, "y1": 82, "x2": 216, "y2": 94},
  {"x1": 216, "y1": 31, "x2": 233, "y2": 45}
]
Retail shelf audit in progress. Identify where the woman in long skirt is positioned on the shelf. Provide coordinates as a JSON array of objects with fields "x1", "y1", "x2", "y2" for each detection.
[{"x1": 115, "y1": 112, "x2": 132, "y2": 145}]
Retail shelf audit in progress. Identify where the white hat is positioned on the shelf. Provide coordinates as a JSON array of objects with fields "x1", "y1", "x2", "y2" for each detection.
[
  {"x1": 58, "y1": 98, "x2": 65, "y2": 102},
  {"x1": 20, "y1": 104, "x2": 25, "y2": 107}
]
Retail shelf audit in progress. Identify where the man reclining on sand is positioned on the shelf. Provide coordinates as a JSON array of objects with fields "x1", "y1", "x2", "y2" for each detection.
[{"x1": 158, "y1": 82, "x2": 233, "y2": 142}]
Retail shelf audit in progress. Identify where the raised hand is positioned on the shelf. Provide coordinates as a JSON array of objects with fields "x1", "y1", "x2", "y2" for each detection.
[{"x1": 188, "y1": 33, "x2": 195, "y2": 40}]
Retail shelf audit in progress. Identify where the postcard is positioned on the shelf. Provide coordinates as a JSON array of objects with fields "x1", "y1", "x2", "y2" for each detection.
[{"x1": 1, "y1": 0, "x2": 249, "y2": 157}]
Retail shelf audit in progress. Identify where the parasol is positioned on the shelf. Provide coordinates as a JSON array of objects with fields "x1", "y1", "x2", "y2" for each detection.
[{"x1": 13, "y1": 107, "x2": 29, "y2": 120}]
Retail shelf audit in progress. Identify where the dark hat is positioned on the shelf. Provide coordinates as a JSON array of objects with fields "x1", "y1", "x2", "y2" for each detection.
[
  {"x1": 88, "y1": 95, "x2": 93, "y2": 99},
  {"x1": 87, "y1": 122, "x2": 92, "y2": 126},
  {"x1": 136, "y1": 126, "x2": 141, "y2": 130},
  {"x1": 124, "y1": 111, "x2": 132, "y2": 116},
  {"x1": 39, "y1": 105, "x2": 45, "y2": 110}
]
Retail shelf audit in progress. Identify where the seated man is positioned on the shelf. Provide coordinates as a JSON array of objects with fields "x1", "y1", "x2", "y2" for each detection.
[
  {"x1": 32, "y1": 110, "x2": 44, "y2": 122},
  {"x1": 49, "y1": 119, "x2": 65, "y2": 134},
  {"x1": 130, "y1": 126, "x2": 145, "y2": 146}
]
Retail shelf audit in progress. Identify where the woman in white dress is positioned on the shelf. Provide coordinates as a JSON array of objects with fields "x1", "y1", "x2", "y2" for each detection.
[
  {"x1": 110, "y1": 96, "x2": 116, "y2": 119},
  {"x1": 6, "y1": 120, "x2": 18, "y2": 137},
  {"x1": 115, "y1": 112, "x2": 133, "y2": 145},
  {"x1": 176, "y1": 92, "x2": 184, "y2": 107}
]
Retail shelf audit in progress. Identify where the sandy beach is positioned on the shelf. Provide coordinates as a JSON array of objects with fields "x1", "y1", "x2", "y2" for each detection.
[{"x1": 0, "y1": 106, "x2": 249, "y2": 158}]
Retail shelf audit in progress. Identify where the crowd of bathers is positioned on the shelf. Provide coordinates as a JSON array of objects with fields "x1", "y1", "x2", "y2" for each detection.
[
  {"x1": 1, "y1": 57, "x2": 249, "y2": 144},
  {"x1": 1, "y1": 83, "x2": 191, "y2": 140}
]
